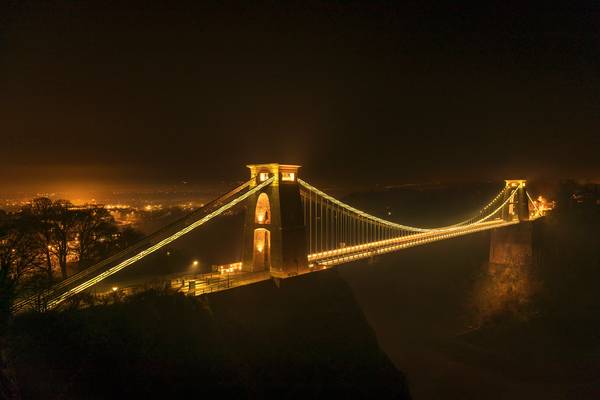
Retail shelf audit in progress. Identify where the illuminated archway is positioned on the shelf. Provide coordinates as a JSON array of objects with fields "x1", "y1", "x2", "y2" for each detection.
[
  {"x1": 255, "y1": 193, "x2": 271, "y2": 224},
  {"x1": 253, "y1": 228, "x2": 271, "y2": 270}
]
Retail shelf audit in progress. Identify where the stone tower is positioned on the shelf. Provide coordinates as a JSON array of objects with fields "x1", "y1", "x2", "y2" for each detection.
[
  {"x1": 241, "y1": 163, "x2": 309, "y2": 278},
  {"x1": 492, "y1": 179, "x2": 533, "y2": 266},
  {"x1": 502, "y1": 179, "x2": 530, "y2": 222}
]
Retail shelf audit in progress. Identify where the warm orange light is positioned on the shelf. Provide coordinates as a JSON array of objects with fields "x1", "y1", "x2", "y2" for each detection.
[
  {"x1": 254, "y1": 229, "x2": 268, "y2": 255},
  {"x1": 282, "y1": 172, "x2": 295, "y2": 182},
  {"x1": 255, "y1": 193, "x2": 271, "y2": 224}
]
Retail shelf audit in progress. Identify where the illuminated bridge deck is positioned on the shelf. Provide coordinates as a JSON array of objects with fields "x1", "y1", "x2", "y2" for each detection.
[
  {"x1": 308, "y1": 219, "x2": 518, "y2": 267},
  {"x1": 12, "y1": 164, "x2": 544, "y2": 313}
]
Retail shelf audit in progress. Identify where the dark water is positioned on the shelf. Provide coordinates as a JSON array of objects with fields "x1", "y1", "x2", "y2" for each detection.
[{"x1": 339, "y1": 209, "x2": 600, "y2": 399}]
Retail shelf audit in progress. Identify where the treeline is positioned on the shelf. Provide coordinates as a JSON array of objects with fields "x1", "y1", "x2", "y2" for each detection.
[{"x1": 0, "y1": 198, "x2": 144, "y2": 308}]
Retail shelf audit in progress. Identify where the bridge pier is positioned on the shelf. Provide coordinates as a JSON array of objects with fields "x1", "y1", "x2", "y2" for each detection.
[
  {"x1": 241, "y1": 164, "x2": 309, "y2": 278},
  {"x1": 489, "y1": 222, "x2": 534, "y2": 266},
  {"x1": 491, "y1": 179, "x2": 537, "y2": 266}
]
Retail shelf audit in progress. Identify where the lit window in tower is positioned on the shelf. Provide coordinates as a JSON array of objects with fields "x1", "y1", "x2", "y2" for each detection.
[
  {"x1": 255, "y1": 193, "x2": 271, "y2": 224},
  {"x1": 281, "y1": 172, "x2": 295, "y2": 182}
]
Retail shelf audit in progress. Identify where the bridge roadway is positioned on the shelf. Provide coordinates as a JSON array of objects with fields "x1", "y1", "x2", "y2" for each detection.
[
  {"x1": 13, "y1": 172, "x2": 537, "y2": 312},
  {"x1": 308, "y1": 218, "x2": 519, "y2": 267},
  {"x1": 92, "y1": 270, "x2": 272, "y2": 298},
  {"x1": 95, "y1": 218, "x2": 519, "y2": 299},
  {"x1": 19, "y1": 218, "x2": 525, "y2": 311}
]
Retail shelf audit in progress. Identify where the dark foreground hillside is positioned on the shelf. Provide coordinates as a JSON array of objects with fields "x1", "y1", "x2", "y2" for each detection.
[{"x1": 9, "y1": 270, "x2": 410, "y2": 399}]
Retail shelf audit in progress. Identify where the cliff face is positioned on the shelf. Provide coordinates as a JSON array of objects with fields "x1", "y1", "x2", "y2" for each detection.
[
  {"x1": 489, "y1": 222, "x2": 536, "y2": 267},
  {"x1": 206, "y1": 269, "x2": 410, "y2": 398},
  {"x1": 9, "y1": 269, "x2": 410, "y2": 399}
]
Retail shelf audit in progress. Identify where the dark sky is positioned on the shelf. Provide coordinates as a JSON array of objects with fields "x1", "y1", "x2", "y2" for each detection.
[{"x1": 1, "y1": 1, "x2": 599, "y2": 192}]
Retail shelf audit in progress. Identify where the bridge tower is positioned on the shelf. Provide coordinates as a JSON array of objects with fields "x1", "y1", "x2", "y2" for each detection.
[
  {"x1": 492, "y1": 179, "x2": 533, "y2": 266},
  {"x1": 241, "y1": 163, "x2": 309, "y2": 278},
  {"x1": 502, "y1": 180, "x2": 529, "y2": 222}
]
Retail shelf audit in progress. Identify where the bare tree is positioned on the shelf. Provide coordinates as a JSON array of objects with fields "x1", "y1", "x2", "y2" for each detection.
[
  {"x1": 0, "y1": 213, "x2": 24, "y2": 400},
  {"x1": 116, "y1": 226, "x2": 145, "y2": 249},
  {"x1": 21, "y1": 198, "x2": 56, "y2": 282},
  {"x1": 50, "y1": 200, "x2": 76, "y2": 279},
  {"x1": 0, "y1": 219, "x2": 42, "y2": 283},
  {"x1": 73, "y1": 207, "x2": 118, "y2": 268}
]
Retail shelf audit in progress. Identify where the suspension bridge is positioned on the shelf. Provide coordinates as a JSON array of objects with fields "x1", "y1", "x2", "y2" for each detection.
[{"x1": 13, "y1": 163, "x2": 543, "y2": 312}]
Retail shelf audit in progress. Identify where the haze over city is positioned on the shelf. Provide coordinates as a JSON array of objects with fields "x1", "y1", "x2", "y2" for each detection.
[{"x1": 2, "y1": 2, "x2": 599, "y2": 200}]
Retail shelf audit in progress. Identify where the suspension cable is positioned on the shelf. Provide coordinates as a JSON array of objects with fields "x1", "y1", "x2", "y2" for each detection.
[{"x1": 298, "y1": 179, "x2": 513, "y2": 233}]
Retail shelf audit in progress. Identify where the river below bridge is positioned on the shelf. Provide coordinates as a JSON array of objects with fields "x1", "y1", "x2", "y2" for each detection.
[{"x1": 338, "y1": 206, "x2": 600, "y2": 399}]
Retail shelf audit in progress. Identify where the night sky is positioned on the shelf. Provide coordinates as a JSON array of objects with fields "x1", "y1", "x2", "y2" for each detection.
[{"x1": 1, "y1": 1, "x2": 599, "y2": 193}]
